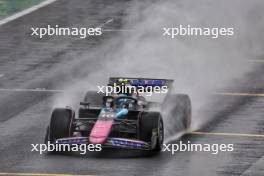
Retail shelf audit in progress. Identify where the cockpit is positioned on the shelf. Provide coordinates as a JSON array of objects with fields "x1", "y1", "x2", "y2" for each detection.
[{"x1": 103, "y1": 96, "x2": 145, "y2": 110}]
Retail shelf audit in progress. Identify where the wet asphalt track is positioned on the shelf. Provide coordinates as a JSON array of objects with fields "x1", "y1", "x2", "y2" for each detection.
[{"x1": 0, "y1": 0, "x2": 264, "y2": 176}]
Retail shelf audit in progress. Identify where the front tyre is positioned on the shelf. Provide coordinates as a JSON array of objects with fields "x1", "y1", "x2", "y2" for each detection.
[
  {"x1": 48, "y1": 108, "x2": 74, "y2": 143},
  {"x1": 139, "y1": 112, "x2": 164, "y2": 152}
]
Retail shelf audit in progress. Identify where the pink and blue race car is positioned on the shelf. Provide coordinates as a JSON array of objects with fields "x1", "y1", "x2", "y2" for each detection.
[{"x1": 44, "y1": 77, "x2": 191, "y2": 152}]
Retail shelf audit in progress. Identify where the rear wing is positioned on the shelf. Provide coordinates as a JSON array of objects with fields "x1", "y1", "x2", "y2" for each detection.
[{"x1": 108, "y1": 77, "x2": 174, "y2": 89}]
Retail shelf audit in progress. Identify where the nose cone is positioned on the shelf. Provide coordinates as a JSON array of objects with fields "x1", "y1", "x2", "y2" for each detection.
[{"x1": 89, "y1": 119, "x2": 113, "y2": 144}]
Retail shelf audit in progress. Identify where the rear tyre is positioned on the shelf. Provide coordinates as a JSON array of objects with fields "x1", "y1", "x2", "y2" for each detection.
[
  {"x1": 139, "y1": 112, "x2": 164, "y2": 151},
  {"x1": 48, "y1": 108, "x2": 74, "y2": 143},
  {"x1": 44, "y1": 126, "x2": 49, "y2": 144},
  {"x1": 83, "y1": 91, "x2": 103, "y2": 105},
  {"x1": 163, "y1": 94, "x2": 192, "y2": 132}
]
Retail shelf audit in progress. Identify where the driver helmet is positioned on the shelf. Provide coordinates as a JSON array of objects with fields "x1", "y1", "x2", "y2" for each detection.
[{"x1": 105, "y1": 97, "x2": 114, "y2": 108}]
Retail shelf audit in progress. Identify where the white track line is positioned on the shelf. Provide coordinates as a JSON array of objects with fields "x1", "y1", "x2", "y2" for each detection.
[
  {"x1": 97, "y1": 18, "x2": 114, "y2": 28},
  {"x1": 0, "y1": 0, "x2": 58, "y2": 26},
  {"x1": 102, "y1": 29, "x2": 135, "y2": 32},
  {"x1": 214, "y1": 92, "x2": 264, "y2": 97},
  {"x1": 105, "y1": 18, "x2": 114, "y2": 24},
  {"x1": 190, "y1": 131, "x2": 264, "y2": 138},
  {"x1": 98, "y1": 18, "x2": 135, "y2": 32},
  {"x1": 0, "y1": 173, "x2": 95, "y2": 176},
  {"x1": 0, "y1": 88, "x2": 64, "y2": 92},
  {"x1": 0, "y1": 89, "x2": 264, "y2": 98}
]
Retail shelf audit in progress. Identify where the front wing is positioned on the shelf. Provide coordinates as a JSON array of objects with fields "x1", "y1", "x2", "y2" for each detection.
[{"x1": 56, "y1": 137, "x2": 150, "y2": 150}]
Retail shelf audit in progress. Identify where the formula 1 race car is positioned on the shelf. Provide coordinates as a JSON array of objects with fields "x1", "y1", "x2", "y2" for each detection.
[{"x1": 44, "y1": 77, "x2": 191, "y2": 152}]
